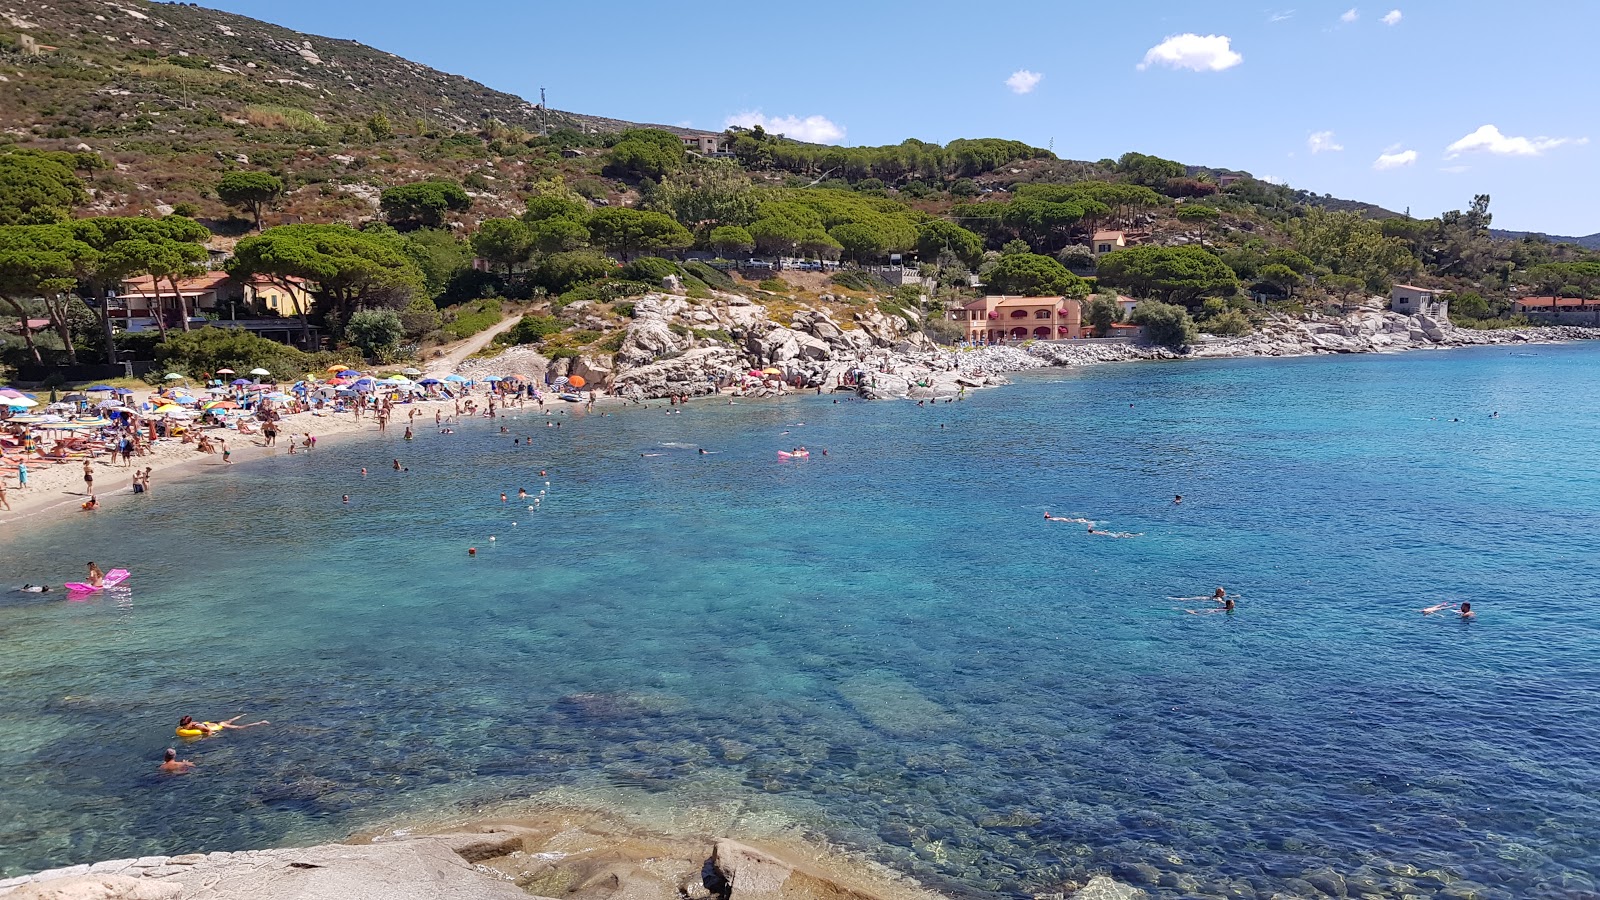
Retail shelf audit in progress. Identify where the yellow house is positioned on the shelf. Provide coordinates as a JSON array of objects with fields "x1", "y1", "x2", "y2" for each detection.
[{"x1": 1092, "y1": 231, "x2": 1126, "y2": 257}]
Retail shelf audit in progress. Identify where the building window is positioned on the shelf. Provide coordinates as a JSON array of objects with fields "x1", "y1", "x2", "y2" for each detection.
[
  {"x1": 1034, "y1": 309, "x2": 1051, "y2": 319},
  {"x1": 1097, "y1": 244, "x2": 1110, "y2": 253}
]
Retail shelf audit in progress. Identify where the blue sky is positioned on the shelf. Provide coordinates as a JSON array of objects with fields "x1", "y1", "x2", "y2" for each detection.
[{"x1": 201, "y1": 0, "x2": 1598, "y2": 235}]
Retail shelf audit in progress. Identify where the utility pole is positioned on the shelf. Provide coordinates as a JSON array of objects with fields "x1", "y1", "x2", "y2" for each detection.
[{"x1": 539, "y1": 87, "x2": 548, "y2": 137}]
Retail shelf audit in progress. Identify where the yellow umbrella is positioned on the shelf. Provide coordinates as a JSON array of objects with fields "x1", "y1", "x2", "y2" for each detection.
[
  {"x1": 155, "y1": 404, "x2": 183, "y2": 413},
  {"x1": 327, "y1": 364, "x2": 351, "y2": 373},
  {"x1": 762, "y1": 367, "x2": 782, "y2": 375}
]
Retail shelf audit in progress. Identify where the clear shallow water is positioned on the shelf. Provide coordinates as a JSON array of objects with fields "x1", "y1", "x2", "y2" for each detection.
[{"x1": 3, "y1": 344, "x2": 1599, "y2": 899}]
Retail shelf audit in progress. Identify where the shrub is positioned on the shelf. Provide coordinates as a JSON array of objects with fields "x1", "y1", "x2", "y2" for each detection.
[
  {"x1": 346, "y1": 308, "x2": 405, "y2": 358},
  {"x1": 1129, "y1": 300, "x2": 1198, "y2": 348},
  {"x1": 594, "y1": 330, "x2": 627, "y2": 352},
  {"x1": 619, "y1": 256, "x2": 683, "y2": 283},
  {"x1": 441, "y1": 299, "x2": 503, "y2": 339},
  {"x1": 495, "y1": 314, "x2": 564, "y2": 346},
  {"x1": 554, "y1": 279, "x2": 653, "y2": 310},
  {"x1": 1198, "y1": 309, "x2": 1253, "y2": 336},
  {"x1": 758, "y1": 277, "x2": 789, "y2": 293},
  {"x1": 684, "y1": 260, "x2": 734, "y2": 290},
  {"x1": 536, "y1": 250, "x2": 618, "y2": 294},
  {"x1": 828, "y1": 271, "x2": 888, "y2": 292},
  {"x1": 151, "y1": 326, "x2": 312, "y2": 380}
]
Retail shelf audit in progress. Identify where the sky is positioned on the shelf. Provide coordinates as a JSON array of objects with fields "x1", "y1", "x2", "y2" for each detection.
[{"x1": 198, "y1": 0, "x2": 1599, "y2": 236}]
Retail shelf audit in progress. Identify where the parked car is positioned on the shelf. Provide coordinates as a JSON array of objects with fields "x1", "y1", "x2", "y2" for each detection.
[{"x1": 743, "y1": 259, "x2": 775, "y2": 269}]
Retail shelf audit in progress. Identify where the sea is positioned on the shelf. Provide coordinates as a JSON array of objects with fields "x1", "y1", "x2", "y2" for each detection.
[{"x1": 2, "y1": 343, "x2": 1598, "y2": 899}]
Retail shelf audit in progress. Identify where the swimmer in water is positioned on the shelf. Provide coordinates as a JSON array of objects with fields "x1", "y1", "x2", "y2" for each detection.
[
  {"x1": 392, "y1": 459, "x2": 401, "y2": 471},
  {"x1": 158, "y1": 748, "x2": 195, "y2": 774},
  {"x1": 518, "y1": 488, "x2": 527, "y2": 499},
  {"x1": 1459, "y1": 601, "x2": 1474, "y2": 619},
  {"x1": 1174, "y1": 495, "x2": 1182, "y2": 504},
  {"x1": 18, "y1": 584, "x2": 52, "y2": 593},
  {"x1": 342, "y1": 495, "x2": 349, "y2": 503},
  {"x1": 86, "y1": 562, "x2": 105, "y2": 588},
  {"x1": 1423, "y1": 601, "x2": 1463, "y2": 615}
]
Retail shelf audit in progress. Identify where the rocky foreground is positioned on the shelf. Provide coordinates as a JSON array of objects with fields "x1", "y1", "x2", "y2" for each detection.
[
  {"x1": 461, "y1": 289, "x2": 1596, "y2": 402},
  {"x1": 0, "y1": 810, "x2": 1143, "y2": 900}
]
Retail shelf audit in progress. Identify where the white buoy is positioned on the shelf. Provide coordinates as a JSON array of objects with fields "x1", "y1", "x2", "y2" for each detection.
[{"x1": 489, "y1": 536, "x2": 496, "y2": 541}]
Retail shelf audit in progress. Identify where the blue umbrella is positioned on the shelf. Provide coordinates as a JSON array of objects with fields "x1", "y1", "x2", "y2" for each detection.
[
  {"x1": 112, "y1": 388, "x2": 134, "y2": 396},
  {"x1": 231, "y1": 378, "x2": 251, "y2": 386},
  {"x1": 443, "y1": 374, "x2": 467, "y2": 383},
  {"x1": 418, "y1": 378, "x2": 442, "y2": 386},
  {"x1": 86, "y1": 385, "x2": 116, "y2": 392},
  {"x1": 484, "y1": 376, "x2": 503, "y2": 383}
]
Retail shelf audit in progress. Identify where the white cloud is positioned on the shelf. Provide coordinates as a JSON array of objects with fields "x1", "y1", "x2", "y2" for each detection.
[
  {"x1": 1137, "y1": 34, "x2": 1243, "y2": 72},
  {"x1": 1005, "y1": 69, "x2": 1043, "y2": 94},
  {"x1": 1373, "y1": 148, "x2": 1417, "y2": 170},
  {"x1": 1445, "y1": 124, "x2": 1587, "y2": 158},
  {"x1": 1307, "y1": 130, "x2": 1344, "y2": 153},
  {"x1": 1268, "y1": 9, "x2": 1295, "y2": 22},
  {"x1": 1340, "y1": 8, "x2": 1359, "y2": 23},
  {"x1": 723, "y1": 111, "x2": 845, "y2": 144},
  {"x1": 1381, "y1": 9, "x2": 1402, "y2": 24}
]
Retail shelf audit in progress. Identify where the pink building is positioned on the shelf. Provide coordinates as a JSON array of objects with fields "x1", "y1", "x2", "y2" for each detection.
[{"x1": 950, "y1": 295, "x2": 1083, "y2": 343}]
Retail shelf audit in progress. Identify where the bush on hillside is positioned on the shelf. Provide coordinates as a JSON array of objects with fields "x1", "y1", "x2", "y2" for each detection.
[
  {"x1": 151, "y1": 327, "x2": 311, "y2": 380},
  {"x1": 495, "y1": 314, "x2": 564, "y2": 346},
  {"x1": 828, "y1": 271, "x2": 889, "y2": 292},
  {"x1": 441, "y1": 299, "x2": 503, "y2": 339},
  {"x1": 1198, "y1": 309, "x2": 1253, "y2": 336},
  {"x1": 346, "y1": 308, "x2": 405, "y2": 359},
  {"x1": 619, "y1": 256, "x2": 683, "y2": 283},
  {"x1": 684, "y1": 260, "x2": 734, "y2": 290},
  {"x1": 535, "y1": 250, "x2": 618, "y2": 294},
  {"x1": 1128, "y1": 300, "x2": 1197, "y2": 349}
]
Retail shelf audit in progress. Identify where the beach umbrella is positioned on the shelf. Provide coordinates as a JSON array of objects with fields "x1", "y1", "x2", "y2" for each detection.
[
  {"x1": 215, "y1": 368, "x2": 235, "y2": 375},
  {"x1": 86, "y1": 385, "x2": 116, "y2": 392},
  {"x1": 164, "y1": 373, "x2": 184, "y2": 380},
  {"x1": 401, "y1": 367, "x2": 422, "y2": 376},
  {"x1": 484, "y1": 375, "x2": 503, "y2": 383},
  {"x1": 327, "y1": 364, "x2": 351, "y2": 373},
  {"x1": 249, "y1": 368, "x2": 271, "y2": 377},
  {"x1": 385, "y1": 375, "x2": 412, "y2": 384},
  {"x1": 418, "y1": 378, "x2": 441, "y2": 386},
  {"x1": 113, "y1": 388, "x2": 134, "y2": 396},
  {"x1": 231, "y1": 378, "x2": 251, "y2": 386},
  {"x1": 567, "y1": 375, "x2": 587, "y2": 389},
  {"x1": 37, "y1": 414, "x2": 65, "y2": 424},
  {"x1": 266, "y1": 392, "x2": 291, "y2": 401},
  {"x1": 204, "y1": 400, "x2": 240, "y2": 410},
  {"x1": 154, "y1": 404, "x2": 183, "y2": 413},
  {"x1": 3, "y1": 395, "x2": 38, "y2": 409},
  {"x1": 443, "y1": 374, "x2": 466, "y2": 383},
  {"x1": 164, "y1": 408, "x2": 196, "y2": 420}
]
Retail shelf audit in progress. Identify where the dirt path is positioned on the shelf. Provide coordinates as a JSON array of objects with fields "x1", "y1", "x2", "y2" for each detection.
[{"x1": 421, "y1": 314, "x2": 522, "y2": 378}]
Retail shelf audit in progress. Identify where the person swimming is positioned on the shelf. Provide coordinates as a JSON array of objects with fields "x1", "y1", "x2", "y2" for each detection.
[
  {"x1": 158, "y1": 748, "x2": 194, "y2": 774},
  {"x1": 1459, "y1": 601, "x2": 1474, "y2": 619},
  {"x1": 1044, "y1": 513, "x2": 1095, "y2": 524},
  {"x1": 18, "y1": 584, "x2": 52, "y2": 593},
  {"x1": 1174, "y1": 495, "x2": 1183, "y2": 504}
]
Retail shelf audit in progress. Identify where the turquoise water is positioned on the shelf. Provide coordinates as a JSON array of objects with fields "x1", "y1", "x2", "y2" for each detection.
[{"x1": 3, "y1": 344, "x2": 1599, "y2": 899}]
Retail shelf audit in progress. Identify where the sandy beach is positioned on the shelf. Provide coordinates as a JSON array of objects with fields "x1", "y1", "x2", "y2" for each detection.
[{"x1": 0, "y1": 399, "x2": 466, "y2": 529}]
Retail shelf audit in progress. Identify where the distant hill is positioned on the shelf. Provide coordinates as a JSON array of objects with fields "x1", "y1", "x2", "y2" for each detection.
[{"x1": 1490, "y1": 229, "x2": 1600, "y2": 249}]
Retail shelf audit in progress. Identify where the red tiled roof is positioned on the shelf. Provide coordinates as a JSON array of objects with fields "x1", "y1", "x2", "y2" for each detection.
[
  {"x1": 1093, "y1": 231, "x2": 1125, "y2": 241},
  {"x1": 1517, "y1": 296, "x2": 1596, "y2": 309},
  {"x1": 120, "y1": 271, "x2": 230, "y2": 297}
]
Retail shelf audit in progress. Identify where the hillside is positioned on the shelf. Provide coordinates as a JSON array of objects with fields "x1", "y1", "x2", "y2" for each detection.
[
  {"x1": 0, "y1": 0, "x2": 708, "y2": 221},
  {"x1": 1490, "y1": 228, "x2": 1600, "y2": 249}
]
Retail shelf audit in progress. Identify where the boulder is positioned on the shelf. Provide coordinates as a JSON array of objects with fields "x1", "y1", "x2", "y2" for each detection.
[
  {"x1": 661, "y1": 274, "x2": 683, "y2": 293},
  {"x1": 616, "y1": 319, "x2": 682, "y2": 367},
  {"x1": 4, "y1": 875, "x2": 180, "y2": 900},
  {"x1": 569, "y1": 354, "x2": 614, "y2": 389}
]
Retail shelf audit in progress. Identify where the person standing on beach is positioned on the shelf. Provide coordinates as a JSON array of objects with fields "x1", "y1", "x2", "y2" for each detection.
[
  {"x1": 221, "y1": 440, "x2": 232, "y2": 464},
  {"x1": 0, "y1": 480, "x2": 9, "y2": 510},
  {"x1": 16, "y1": 461, "x2": 26, "y2": 489},
  {"x1": 142, "y1": 467, "x2": 152, "y2": 495},
  {"x1": 82, "y1": 460, "x2": 94, "y2": 494}
]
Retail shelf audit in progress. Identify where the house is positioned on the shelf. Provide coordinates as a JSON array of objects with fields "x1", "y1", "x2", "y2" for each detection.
[
  {"x1": 116, "y1": 272, "x2": 315, "y2": 337},
  {"x1": 950, "y1": 295, "x2": 1083, "y2": 343},
  {"x1": 1092, "y1": 231, "x2": 1126, "y2": 257},
  {"x1": 1217, "y1": 174, "x2": 1246, "y2": 188},
  {"x1": 1389, "y1": 284, "x2": 1449, "y2": 318},
  {"x1": 1114, "y1": 295, "x2": 1139, "y2": 320},
  {"x1": 1511, "y1": 296, "x2": 1600, "y2": 325},
  {"x1": 681, "y1": 134, "x2": 723, "y2": 155}
]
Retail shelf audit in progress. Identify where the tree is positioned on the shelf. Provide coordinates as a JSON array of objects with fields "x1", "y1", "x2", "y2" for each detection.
[
  {"x1": 985, "y1": 253, "x2": 1090, "y2": 297},
  {"x1": 0, "y1": 224, "x2": 98, "y2": 364},
  {"x1": 1128, "y1": 300, "x2": 1197, "y2": 348},
  {"x1": 1174, "y1": 204, "x2": 1220, "y2": 234},
  {"x1": 1259, "y1": 263, "x2": 1302, "y2": 298},
  {"x1": 605, "y1": 129, "x2": 687, "y2": 182},
  {"x1": 1116, "y1": 152, "x2": 1186, "y2": 189},
  {"x1": 916, "y1": 221, "x2": 984, "y2": 269},
  {"x1": 346, "y1": 308, "x2": 404, "y2": 359},
  {"x1": 228, "y1": 224, "x2": 426, "y2": 343},
  {"x1": 585, "y1": 208, "x2": 692, "y2": 260},
  {"x1": 1321, "y1": 274, "x2": 1365, "y2": 309},
  {"x1": 399, "y1": 293, "x2": 442, "y2": 338},
  {"x1": 709, "y1": 225, "x2": 754, "y2": 257},
  {"x1": 644, "y1": 161, "x2": 761, "y2": 228},
  {"x1": 215, "y1": 171, "x2": 283, "y2": 231},
  {"x1": 527, "y1": 218, "x2": 591, "y2": 255},
  {"x1": 72, "y1": 216, "x2": 211, "y2": 352},
  {"x1": 829, "y1": 223, "x2": 888, "y2": 264},
  {"x1": 535, "y1": 251, "x2": 617, "y2": 294},
  {"x1": 367, "y1": 113, "x2": 394, "y2": 140},
  {"x1": 398, "y1": 228, "x2": 474, "y2": 299},
  {"x1": 0, "y1": 150, "x2": 87, "y2": 226},
  {"x1": 471, "y1": 218, "x2": 536, "y2": 274},
  {"x1": 1056, "y1": 245, "x2": 1096, "y2": 271},
  {"x1": 1281, "y1": 208, "x2": 1416, "y2": 292},
  {"x1": 1083, "y1": 294, "x2": 1122, "y2": 337},
  {"x1": 1096, "y1": 245, "x2": 1238, "y2": 308},
  {"x1": 379, "y1": 181, "x2": 472, "y2": 231},
  {"x1": 522, "y1": 195, "x2": 589, "y2": 223}
]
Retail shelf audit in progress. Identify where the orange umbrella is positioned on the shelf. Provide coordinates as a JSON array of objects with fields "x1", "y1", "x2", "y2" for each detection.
[
  {"x1": 327, "y1": 364, "x2": 351, "y2": 373},
  {"x1": 567, "y1": 375, "x2": 586, "y2": 389}
]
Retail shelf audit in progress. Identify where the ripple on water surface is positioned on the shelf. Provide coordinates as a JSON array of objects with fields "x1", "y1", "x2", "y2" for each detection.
[{"x1": 3, "y1": 344, "x2": 1600, "y2": 899}]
